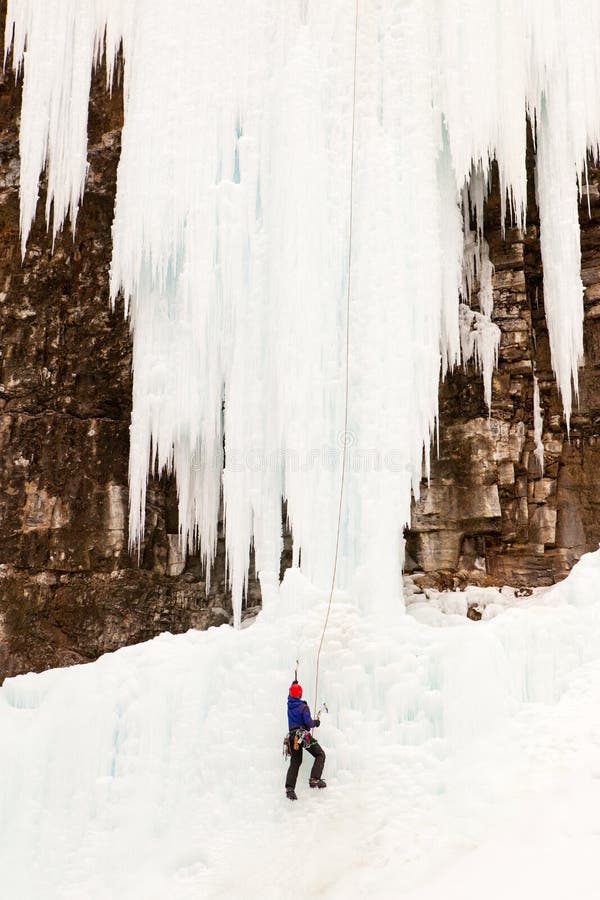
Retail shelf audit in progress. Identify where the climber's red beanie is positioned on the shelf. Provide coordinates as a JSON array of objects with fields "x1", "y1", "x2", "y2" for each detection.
[{"x1": 289, "y1": 683, "x2": 303, "y2": 699}]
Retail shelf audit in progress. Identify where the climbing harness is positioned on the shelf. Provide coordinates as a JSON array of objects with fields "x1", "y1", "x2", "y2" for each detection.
[
  {"x1": 312, "y1": 0, "x2": 359, "y2": 715},
  {"x1": 282, "y1": 728, "x2": 318, "y2": 762},
  {"x1": 292, "y1": 729, "x2": 317, "y2": 751}
]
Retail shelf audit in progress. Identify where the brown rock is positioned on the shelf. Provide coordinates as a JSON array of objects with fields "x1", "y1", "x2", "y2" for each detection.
[{"x1": 528, "y1": 506, "x2": 557, "y2": 546}]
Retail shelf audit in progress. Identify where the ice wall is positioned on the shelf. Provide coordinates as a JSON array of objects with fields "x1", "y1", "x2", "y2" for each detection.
[
  {"x1": 5, "y1": 1, "x2": 598, "y2": 620},
  {"x1": 3, "y1": 554, "x2": 600, "y2": 898}
]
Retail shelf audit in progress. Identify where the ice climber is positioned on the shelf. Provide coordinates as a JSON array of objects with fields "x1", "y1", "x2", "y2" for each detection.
[{"x1": 285, "y1": 681, "x2": 326, "y2": 800}]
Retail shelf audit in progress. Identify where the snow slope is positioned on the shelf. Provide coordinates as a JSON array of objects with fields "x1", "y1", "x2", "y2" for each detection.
[{"x1": 3, "y1": 552, "x2": 600, "y2": 899}]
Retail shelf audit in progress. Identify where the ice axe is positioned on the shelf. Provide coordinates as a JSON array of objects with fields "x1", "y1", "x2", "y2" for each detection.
[
  {"x1": 315, "y1": 700, "x2": 329, "y2": 722},
  {"x1": 310, "y1": 701, "x2": 328, "y2": 738}
]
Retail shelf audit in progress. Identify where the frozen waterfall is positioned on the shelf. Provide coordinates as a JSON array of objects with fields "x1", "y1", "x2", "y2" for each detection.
[{"x1": 5, "y1": 1, "x2": 597, "y2": 620}]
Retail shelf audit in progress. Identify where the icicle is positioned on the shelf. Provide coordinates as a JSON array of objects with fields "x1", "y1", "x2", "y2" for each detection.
[
  {"x1": 478, "y1": 240, "x2": 494, "y2": 319},
  {"x1": 533, "y1": 374, "x2": 545, "y2": 475},
  {"x1": 459, "y1": 188, "x2": 499, "y2": 413},
  {"x1": 535, "y1": 90, "x2": 585, "y2": 427},
  {"x1": 459, "y1": 304, "x2": 501, "y2": 412}
]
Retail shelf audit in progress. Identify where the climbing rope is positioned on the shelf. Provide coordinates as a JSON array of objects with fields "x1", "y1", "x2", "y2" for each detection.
[{"x1": 312, "y1": 0, "x2": 360, "y2": 714}]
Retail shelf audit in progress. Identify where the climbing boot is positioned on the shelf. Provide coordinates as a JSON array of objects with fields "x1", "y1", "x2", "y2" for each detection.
[
  {"x1": 286, "y1": 788, "x2": 298, "y2": 801},
  {"x1": 309, "y1": 778, "x2": 327, "y2": 789}
]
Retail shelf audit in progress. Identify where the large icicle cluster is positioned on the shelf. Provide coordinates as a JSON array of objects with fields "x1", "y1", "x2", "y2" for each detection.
[{"x1": 6, "y1": 1, "x2": 599, "y2": 621}]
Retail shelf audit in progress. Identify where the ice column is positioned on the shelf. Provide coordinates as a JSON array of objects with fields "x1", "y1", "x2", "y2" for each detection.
[{"x1": 533, "y1": 374, "x2": 545, "y2": 475}]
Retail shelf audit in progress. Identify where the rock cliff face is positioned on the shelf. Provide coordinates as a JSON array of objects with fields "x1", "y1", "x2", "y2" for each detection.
[{"x1": 1, "y1": 20, "x2": 600, "y2": 679}]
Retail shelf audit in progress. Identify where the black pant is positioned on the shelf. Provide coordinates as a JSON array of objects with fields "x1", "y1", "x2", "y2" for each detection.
[{"x1": 285, "y1": 732, "x2": 326, "y2": 790}]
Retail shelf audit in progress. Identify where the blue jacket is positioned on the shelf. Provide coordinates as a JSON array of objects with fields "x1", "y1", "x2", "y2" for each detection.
[{"x1": 288, "y1": 695, "x2": 318, "y2": 731}]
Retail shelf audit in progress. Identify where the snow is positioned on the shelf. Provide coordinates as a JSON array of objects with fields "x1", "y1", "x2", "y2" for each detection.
[
  {"x1": 5, "y1": 2, "x2": 599, "y2": 619},
  {"x1": 2, "y1": 551, "x2": 600, "y2": 898}
]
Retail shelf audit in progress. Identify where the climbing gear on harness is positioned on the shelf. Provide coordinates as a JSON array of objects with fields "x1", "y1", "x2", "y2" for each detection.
[
  {"x1": 309, "y1": 778, "x2": 327, "y2": 789},
  {"x1": 283, "y1": 728, "x2": 315, "y2": 760},
  {"x1": 290, "y1": 728, "x2": 316, "y2": 751}
]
